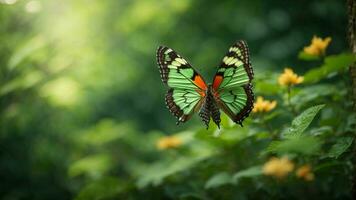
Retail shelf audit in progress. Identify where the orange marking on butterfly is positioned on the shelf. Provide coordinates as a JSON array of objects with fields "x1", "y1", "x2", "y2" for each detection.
[
  {"x1": 197, "y1": 90, "x2": 206, "y2": 97},
  {"x1": 194, "y1": 75, "x2": 207, "y2": 90},
  {"x1": 212, "y1": 75, "x2": 223, "y2": 90}
]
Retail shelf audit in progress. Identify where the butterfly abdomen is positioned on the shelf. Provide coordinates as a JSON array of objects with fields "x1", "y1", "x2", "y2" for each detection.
[
  {"x1": 199, "y1": 87, "x2": 221, "y2": 129},
  {"x1": 199, "y1": 97, "x2": 210, "y2": 129},
  {"x1": 210, "y1": 98, "x2": 221, "y2": 128}
]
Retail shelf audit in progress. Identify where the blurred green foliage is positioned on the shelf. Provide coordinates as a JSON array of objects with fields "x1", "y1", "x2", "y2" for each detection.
[{"x1": 0, "y1": 0, "x2": 355, "y2": 199}]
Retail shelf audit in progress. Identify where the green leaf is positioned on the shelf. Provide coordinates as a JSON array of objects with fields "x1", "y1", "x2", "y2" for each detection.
[
  {"x1": 325, "y1": 137, "x2": 353, "y2": 159},
  {"x1": 179, "y1": 193, "x2": 205, "y2": 200},
  {"x1": 266, "y1": 106, "x2": 325, "y2": 155},
  {"x1": 255, "y1": 81, "x2": 280, "y2": 95},
  {"x1": 283, "y1": 104, "x2": 325, "y2": 138},
  {"x1": 298, "y1": 51, "x2": 320, "y2": 61},
  {"x1": 290, "y1": 85, "x2": 335, "y2": 109},
  {"x1": 79, "y1": 119, "x2": 127, "y2": 146},
  {"x1": 68, "y1": 154, "x2": 111, "y2": 178},
  {"x1": 136, "y1": 157, "x2": 203, "y2": 188},
  {"x1": 266, "y1": 136, "x2": 322, "y2": 155},
  {"x1": 264, "y1": 141, "x2": 282, "y2": 154},
  {"x1": 308, "y1": 126, "x2": 333, "y2": 136},
  {"x1": 0, "y1": 71, "x2": 44, "y2": 96},
  {"x1": 304, "y1": 53, "x2": 356, "y2": 83},
  {"x1": 232, "y1": 166, "x2": 262, "y2": 183},
  {"x1": 75, "y1": 177, "x2": 125, "y2": 200},
  {"x1": 8, "y1": 35, "x2": 46, "y2": 70},
  {"x1": 136, "y1": 147, "x2": 214, "y2": 189},
  {"x1": 345, "y1": 113, "x2": 356, "y2": 133},
  {"x1": 205, "y1": 172, "x2": 233, "y2": 189}
]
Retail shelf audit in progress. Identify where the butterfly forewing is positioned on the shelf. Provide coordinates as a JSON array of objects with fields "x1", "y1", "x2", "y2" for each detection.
[
  {"x1": 212, "y1": 41, "x2": 254, "y2": 125},
  {"x1": 156, "y1": 46, "x2": 207, "y2": 124}
]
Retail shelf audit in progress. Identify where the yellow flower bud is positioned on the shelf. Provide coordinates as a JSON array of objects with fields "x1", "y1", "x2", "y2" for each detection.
[
  {"x1": 156, "y1": 135, "x2": 182, "y2": 150},
  {"x1": 303, "y1": 36, "x2": 332, "y2": 56},
  {"x1": 252, "y1": 96, "x2": 277, "y2": 113},
  {"x1": 278, "y1": 68, "x2": 304, "y2": 86},
  {"x1": 263, "y1": 157, "x2": 294, "y2": 179},
  {"x1": 296, "y1": 164, "x2": 315, "y2": 181}
]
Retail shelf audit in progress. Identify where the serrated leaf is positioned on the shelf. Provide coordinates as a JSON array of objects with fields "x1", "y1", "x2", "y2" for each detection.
[
  {"x1": 232, "y1": 166, "x2": 262, "y2": 183},
  {"x1": 304, "y1": 53, "x2": 356, "y2": 83},
  {"x1": 325, "y1": 137, "x2": 353, "y2": 159},
  {"x1": 205, "y1": 172, "x2": 233, "y2": 189},
  {"x1": 284, "y1": 104, "x2": 325, "y2": 138}
]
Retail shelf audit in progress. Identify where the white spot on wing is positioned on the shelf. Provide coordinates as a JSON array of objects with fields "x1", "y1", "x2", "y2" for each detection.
[
  {"x1": 229, "y1": 47, "x2": 238, "y2": 52},
  {"x1": 175, "y1": 58, "x2": 187, "y2": 65},
  {"x1": 171, "y1": 61, "x2": 181, "y2": 67},
  {"x1": 234, "y1": 60, "x2": 243, "y2": 67},
  {"x1": 164, "y1": 49, "x2": 173, "y2": 54},
  {"x1": 227, "y1": 58, "x2": 238, "y2": 65},
  {"x1": 168, "y1": 65, "x2": 178, "y2": 69}
]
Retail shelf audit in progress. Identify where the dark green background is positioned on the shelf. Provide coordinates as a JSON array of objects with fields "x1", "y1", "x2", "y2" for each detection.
[{"x1": 0, "y1": 0, "x2": 351, "y2": 199}]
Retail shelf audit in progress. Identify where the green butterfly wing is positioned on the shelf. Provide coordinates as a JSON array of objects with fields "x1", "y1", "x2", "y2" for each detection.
[
  {"x1": 157, "y1": 46, "x2": 208, "y2": 124},
  {"x1": 211, "y1": 41, "x2": 254, "y2": 125}
]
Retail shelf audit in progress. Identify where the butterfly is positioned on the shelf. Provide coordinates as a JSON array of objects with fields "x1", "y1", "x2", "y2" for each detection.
[{"x1": 156, "y1": 41, "x2": 254, "y2": 129}]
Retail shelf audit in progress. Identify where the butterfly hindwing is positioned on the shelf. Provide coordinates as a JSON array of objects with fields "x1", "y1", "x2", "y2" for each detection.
[
  {"x1": 157, "y1": 46, "x2": 207, "y2": 124},
  {"x1": 216, "y1": 84, "x2": 254, "y2": 125},
  {"x1": 165, "y1": 89, "x2": 203, "y2": 123},
  {"x1": 212, "y1": 41, "x2": 254, "y2": 125}
]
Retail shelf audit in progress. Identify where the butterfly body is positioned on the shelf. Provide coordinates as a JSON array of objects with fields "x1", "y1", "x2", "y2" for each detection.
[
  {"x1": 198, "y1": 85, "x2": 221, "y2": 128},
  {"x1": 157, "y1": 41, "x2": 254, "y2": 129}
]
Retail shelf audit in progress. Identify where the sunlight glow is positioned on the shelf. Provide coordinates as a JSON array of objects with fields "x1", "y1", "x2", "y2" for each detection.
[
  {"x1": 0, "y1": 0, "x2": 17, "y2": 5},
  {"x1": 40, "y1": 77, "x2": 81, "y2": 107},
  {"x1": 25, "y1": 0, "x2": 42, "y2": 13}
]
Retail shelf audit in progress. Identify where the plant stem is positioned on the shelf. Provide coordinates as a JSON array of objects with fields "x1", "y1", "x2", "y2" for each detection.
[
  {"x1": 287, "y1": 85, "x2": 291, "y2": 106},
  {"x1": 287, "y1": 85, "x2": 297, "y2": 116},
  {"x1": 260, "y1": 114, "x2": 277, "y2": 139}
]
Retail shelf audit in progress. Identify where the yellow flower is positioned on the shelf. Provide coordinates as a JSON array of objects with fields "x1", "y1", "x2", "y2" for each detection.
[
  {"x1": 278, "y1": 68, "x2": 304, "y2": 86},
  {"x1": 303, "y1": 36, "x2": 332, "y2": 56},
  {"x1": 252, "y1": 96, "x2": 277, "y2": 113},
  {"x1": 263, "y1": 157, "x2": 294, "y2": 179},
  {"x1": 156, "y1": 135, "x2": 182, "y2": 150},
  {"x1": 296, "y1": 164, "x2": 315, "y2": 181}
]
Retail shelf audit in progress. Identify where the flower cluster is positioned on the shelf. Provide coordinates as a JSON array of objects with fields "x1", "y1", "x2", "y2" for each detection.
[
  {"x1": 262, "y1": 157, "x2": 294, "y2": 179},
  {"x1": 253, "y1": 96, "x2": 277, "y2": 113},
  {"x1": 296, "y1": 164, "x2": 315, "y2": 181},
  {"x1": 303, "y1": 36, "x2": 331, "y2": 56},
  {"x1": 278, "y1": 68, "x2": 304, "y2": 86},
  {"x1": 263, "y1": 157, "x2": 315, "y2": 181},
  {"x1": 156, "y1": 135, "x2": 182, "y2": 150}
]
